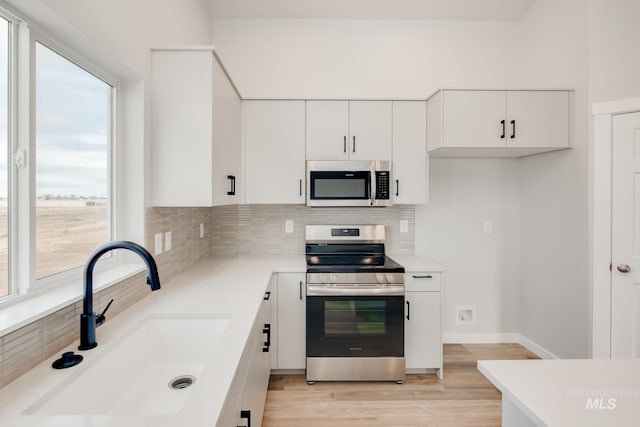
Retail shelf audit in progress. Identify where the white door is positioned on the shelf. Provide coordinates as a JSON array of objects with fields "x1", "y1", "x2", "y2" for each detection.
[
  {"x1": 442, "y1": 90, "x2": 507, "y2": 148},
  {"x1": 611, "y1": 111, "x2": 640, "y2": 358},
  {"x1": 506, "y1": 91, "x2": 569, "y2": 148},
  {"x1": 306, "y1": 100, "x2": 349, "y2": 160},
  {"x1": 349, "y1": 101, "x2": 392, "y2": 160}
]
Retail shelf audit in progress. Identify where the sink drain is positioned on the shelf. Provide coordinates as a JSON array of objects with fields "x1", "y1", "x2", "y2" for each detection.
[{"x1": 168, "y1": 375, "x2": 196, "y2": 390}]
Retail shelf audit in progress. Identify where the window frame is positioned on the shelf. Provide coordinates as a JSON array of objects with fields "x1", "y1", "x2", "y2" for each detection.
[
  {"x1": 0, "y1": 10, "x2": 122, "y2": 302},
  {"x1": 27, "y1": 29, "x2": 118, "y2": 292}
]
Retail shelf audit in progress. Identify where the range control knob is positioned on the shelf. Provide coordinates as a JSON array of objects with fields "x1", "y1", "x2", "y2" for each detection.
[
  {"x1": 330, "y1": 275, "x2": 338, "y2": 284},
  {"x1": 376, "y1": 274, "x2": 386, "y2": 284},
  {"x1": 386, "y1": 274, "x2": 395, "y2": 284},
  {"x1": 320, "y1": 275, "x2": 330, "y2": 284}
]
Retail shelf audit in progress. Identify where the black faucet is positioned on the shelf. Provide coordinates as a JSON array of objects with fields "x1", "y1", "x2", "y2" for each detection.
[{"x1": 79, "y1": 241, "x2": 161, "y2": 350}]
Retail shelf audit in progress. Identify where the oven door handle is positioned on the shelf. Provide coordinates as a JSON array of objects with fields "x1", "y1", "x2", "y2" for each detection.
[
  {"x1": 370, "y1": 169, "x2": 377, "y2": 206},
  {"x1": 306, "y1": 285, "x2": 405, "y2": 296}
]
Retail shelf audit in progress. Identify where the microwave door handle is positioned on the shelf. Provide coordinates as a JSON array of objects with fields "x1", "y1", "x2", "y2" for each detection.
[{"x1": 370, "y1": 170, "x2": 376, "y2": 206}]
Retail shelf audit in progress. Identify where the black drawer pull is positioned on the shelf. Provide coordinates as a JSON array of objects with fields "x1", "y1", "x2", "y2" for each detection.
[
  {"x1": 412, "y1": 275, "x2": 433, "y2": 279},
  {"x1": 406, "y1": 300, "x2": 410, "y2": 320},
  {"x1": 500, "y1": 120, "x2": 506, "y2": 139},
  {"x1": 239, "y1": 409, "x2": 251, "y2": 427},
  {"x1": 227, "y1": 175, "x2": 236, "y2": 196},
  {"x1": 262, "y1": 323, "x2": 271, "y2": 352},
  {"x1": 263, "y1": 291, "x2": 271, "y2": 301}
]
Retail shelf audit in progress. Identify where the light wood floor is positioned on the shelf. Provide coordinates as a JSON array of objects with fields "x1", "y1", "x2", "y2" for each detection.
[{"x1": 263, "y1": 344, "x2": 538, "y2": 427}]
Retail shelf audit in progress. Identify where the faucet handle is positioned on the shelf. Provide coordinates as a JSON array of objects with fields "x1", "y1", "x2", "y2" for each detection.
[{"x1": 95, "y1": 298, "x2": 114, "y2": 326}]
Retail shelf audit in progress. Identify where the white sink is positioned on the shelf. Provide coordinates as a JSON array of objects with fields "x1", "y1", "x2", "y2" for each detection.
[{"x1": 24, "y1": 313, "x2": 231, "y2": 416}]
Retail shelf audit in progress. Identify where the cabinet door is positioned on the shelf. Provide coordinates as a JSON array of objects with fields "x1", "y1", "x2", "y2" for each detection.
[
  {"x1": 405, "y1": 291, "x2": 441, "y2": 371},
  {"x1": 212, "y1": 54, "x2": 242, "y2": 205},
  {"x1": 442, "y1": 90, "x2": 507, "y2": 148},
  {"x1": 349, "y1": 101, "x2": 392, "y2": 160},
  {"x1": 268, "y1": 275, "x2": 278, "y2": 369},
  {"x1": 392, "y1": 101, "x2": 427, "y2": 204},
  {"x1": 151, "y1": 50, "x2": 214, "y2": 206},
  {"x1": 244, "y1": 101, "x2": 306, "y2": 204},
  {"x1": 306, "y1": 100, "x2": 350, "y2": 160},
  {"x1": 277, "y1": 273, "x2": 306, "y2": 369},
  {"x1": 507, "y1": 91, "x2": 569, "y2": 148}
]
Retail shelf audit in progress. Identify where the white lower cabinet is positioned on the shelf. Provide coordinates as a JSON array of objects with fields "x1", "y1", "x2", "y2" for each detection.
[
  {"x1": 219, "y1": 287, "x2": 272, "y2": 427},
  {"x1": 275, "y1": 272, "x2": 306, "y2": 370},
  {"x1": 404, "y1": 272, "x2": 443, "y2": 378}
]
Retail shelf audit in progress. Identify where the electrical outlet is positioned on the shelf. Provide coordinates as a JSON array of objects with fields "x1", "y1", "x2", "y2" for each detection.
[
  {"x1": 400, "y1": 220, "x2": 409, "y2": 233},
  {"x1": 199, "y1": 223, "x2": 204, "y2": 239},
  {"x1": 154, "y1": 233, "x2": 163, "y2": 255},
  {"x1": 285, "y1": 220, "x2": 294, "y2": 233},
  {"x1": 165, "y1": 231, "x2": 172, "y2": 251}
]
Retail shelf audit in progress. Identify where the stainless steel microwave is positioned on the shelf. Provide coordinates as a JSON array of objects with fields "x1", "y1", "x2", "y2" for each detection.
[{"x1": 306, "y1": 160, "x2": 392, "y2": 207}]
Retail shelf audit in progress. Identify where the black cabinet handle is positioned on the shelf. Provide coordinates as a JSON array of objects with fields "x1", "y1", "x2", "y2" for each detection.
[
  {"x1": 500, "y1": 120, "x2": 506, "y2": 139},
  {"x1": 263, "y1": 291, "x2": 271, "y2": 301},
  {"x1": 412, "y1": 275, "x2": 433, "y2": 279},
  {"x1": 352, "y1": 136, "x2": 356, "y2": 152},
  {"x1": 395, "y1": 179, "x2": 399, "y2": 197},
  {"x1": 343, "y1": 136, "x2": 347, "y2": 153},
  {"x1": 299, "y1": 280, "x2": 303, "y2": 300},
  {"x1": 239, "y1": 409, "x2": 251, "y2": 427},
  {"x1": 262, "y1": 323, "x2": 271, "y2": 352},
  {"x1": 299, "y1": 179, "x2": 302, "y2": 196},
  {"x1": 227, "y1": 175, "x2": 236, "y2": 196},
  {"x1": 510, "y1": 120, "x2": 516, "y2": 139},
  {"x1": 406, "y1": 300, "x2": 410, "y2": 321}
]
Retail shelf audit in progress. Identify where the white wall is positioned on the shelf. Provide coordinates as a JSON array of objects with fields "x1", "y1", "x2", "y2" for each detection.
[
  {"x1": 212, "y1": 19, "x2": 525, "y2": 99},
  {"x1": 417, "y1": 159, "x2": 521, "y2": 336},
  {"x1": 587, "y1": 0, "x2": 640, "y2": 103},
  {"x1": 517, "y1": 0, "x2": 590, "y2": 358}
]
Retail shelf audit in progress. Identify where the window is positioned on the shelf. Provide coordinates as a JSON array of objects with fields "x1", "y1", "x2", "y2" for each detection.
[{"x1": 34, "y1": 42, "x2": 112, "y2": 281}]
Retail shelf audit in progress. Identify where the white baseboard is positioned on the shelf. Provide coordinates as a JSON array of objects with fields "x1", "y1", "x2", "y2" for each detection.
[
  {"x1": 442, "y1": 333, "x2": 520, "y2": 344},
  {"x1": 442, "y1": 333, "x2": 559, "y2": 360},
  {"x1": 517, "y1": 334, "x2": 559, "y2": 360}
]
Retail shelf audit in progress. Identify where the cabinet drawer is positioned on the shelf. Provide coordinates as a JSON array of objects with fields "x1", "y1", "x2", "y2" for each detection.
[{"x1": 405, "y1": 272, "x2": 441, "y2": 292}]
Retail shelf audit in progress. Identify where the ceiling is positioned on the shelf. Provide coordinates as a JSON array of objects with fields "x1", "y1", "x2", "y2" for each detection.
[{"x1": 204, "y1": 0, "x2": 537, "y2": 21}]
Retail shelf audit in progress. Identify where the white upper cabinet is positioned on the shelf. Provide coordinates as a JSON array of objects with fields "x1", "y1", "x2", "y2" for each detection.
[
  {"x1": 151, "y1": 49, "x2": 242, "y2": 207},
  {"x1": 306, "y1": 100, "x2": 392, "y2": 161},
  {"x1": 305, "y1": 100, "x2": 349, "y2": 160},
  {"x1": 244, "y1": 100, "x2": 306, "y2": 204},
  {"x1": 427, "y1": 89, "x2": 570, "y2": 158},
  {"x1": 392, "y1": 101, "x2": 428, "y2": 204}
]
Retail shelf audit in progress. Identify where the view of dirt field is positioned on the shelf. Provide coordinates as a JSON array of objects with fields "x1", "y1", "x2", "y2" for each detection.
[{"x1": 0, "y1": 199, "x2": 107, "y2": 297}]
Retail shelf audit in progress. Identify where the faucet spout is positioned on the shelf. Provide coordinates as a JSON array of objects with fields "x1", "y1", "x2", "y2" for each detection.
[{"x1": 79, "y1": 241, "x2": 161, "y2": 350}]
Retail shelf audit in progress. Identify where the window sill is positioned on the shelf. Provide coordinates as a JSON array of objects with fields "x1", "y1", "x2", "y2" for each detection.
[{"x1": 0, "y1": 263, "x2": 146, "y2": 338}]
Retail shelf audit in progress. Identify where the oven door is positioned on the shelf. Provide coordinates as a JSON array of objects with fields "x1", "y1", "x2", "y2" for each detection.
[{"x1": 306, "y1": 295, "x2": 404, "y2": 358}]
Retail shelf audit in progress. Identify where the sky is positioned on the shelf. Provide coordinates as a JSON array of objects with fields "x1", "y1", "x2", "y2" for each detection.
[{"x1": 0, "y1": 22, "x2": 111, "y2": 199}]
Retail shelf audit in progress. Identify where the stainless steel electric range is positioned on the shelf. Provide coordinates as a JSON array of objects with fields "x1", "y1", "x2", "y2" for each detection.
[{"x1": 305, "y1": 224, "x2": 405, "y2": 384}]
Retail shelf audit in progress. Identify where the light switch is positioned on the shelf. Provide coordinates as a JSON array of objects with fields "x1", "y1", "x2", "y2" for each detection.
[
  {"x1": 400, "y1": 220, "x2": 409, "y2": 233},
  {"x1": 483, "y1": 220, "x2": 493, "y2": 234},
  {"x1": 199, "y1": 223, "x2": 204, "y2": 239}
]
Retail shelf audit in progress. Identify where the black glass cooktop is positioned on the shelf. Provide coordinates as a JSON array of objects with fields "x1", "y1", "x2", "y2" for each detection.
[{"x1": 306, "y1": 243, "x2": 404, "y2": 273}]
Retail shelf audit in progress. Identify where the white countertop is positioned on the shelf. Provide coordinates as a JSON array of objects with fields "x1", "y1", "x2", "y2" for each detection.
[
  {"x1": 390, "y1": 254, "x2": 445, "y2": 272},
  {"x1": 0, "y1": 254, "x2": 440, "y2": 426},
  {"x1": 478, "y1": 359, "x2": 640, "y2": 427},
  {"x1": 0, "y1": 256, "x2": 304, "y2": 427}
]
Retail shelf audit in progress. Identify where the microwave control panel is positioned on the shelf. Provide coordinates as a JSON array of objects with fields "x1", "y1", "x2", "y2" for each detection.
[{"x1": 375, "y1": 171, "x2": 390, "y2": 200}]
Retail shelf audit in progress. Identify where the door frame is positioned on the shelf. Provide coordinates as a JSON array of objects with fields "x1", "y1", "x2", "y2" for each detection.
[{"x1": 592, "y1": 97, "x2": 640, "y2": 358}]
